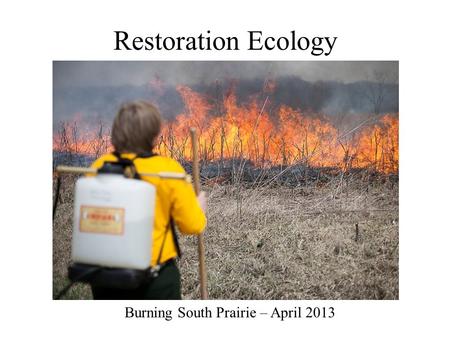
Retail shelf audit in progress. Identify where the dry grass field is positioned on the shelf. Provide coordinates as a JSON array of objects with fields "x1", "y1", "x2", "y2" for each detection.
[{"x1": 53, "y1": 173, "x2": 398, "y2": 300}]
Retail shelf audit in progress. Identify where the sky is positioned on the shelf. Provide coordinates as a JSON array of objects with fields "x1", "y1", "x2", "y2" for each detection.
[{"x1": 54, "y1": 61, "x2": 398, "y2": 89}]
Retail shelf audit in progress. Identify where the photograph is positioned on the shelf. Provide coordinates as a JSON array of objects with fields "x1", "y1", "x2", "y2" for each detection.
[
  {"x1": 53, "y1": 60, "x2": 399, "y2": 300},
  {"x1": 5, "y1": 0, "x2": 450, "y2": 336}
]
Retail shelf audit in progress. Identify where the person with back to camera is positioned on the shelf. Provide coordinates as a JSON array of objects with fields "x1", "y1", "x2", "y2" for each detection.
[{"x1": 89, "y1": 100, "x2": 207, "y2": 300}]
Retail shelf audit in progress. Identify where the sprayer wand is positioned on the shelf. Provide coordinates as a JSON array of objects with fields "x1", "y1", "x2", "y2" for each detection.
[
  {"x1": 190, "y1": 127, "x2": 208, "y2": 300},
  {"x1": 55, "y1": 165, "x2": 192, "y2": 183}
]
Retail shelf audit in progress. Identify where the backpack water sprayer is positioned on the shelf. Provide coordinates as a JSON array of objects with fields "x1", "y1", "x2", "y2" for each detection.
[{"x1": 53, "y1": 155, "x2": 192, "y2": 299}]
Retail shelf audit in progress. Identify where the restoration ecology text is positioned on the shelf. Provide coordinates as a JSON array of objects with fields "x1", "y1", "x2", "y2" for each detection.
[{"x1": 114, "y1": 30, "x2": 337, "y2": 56}]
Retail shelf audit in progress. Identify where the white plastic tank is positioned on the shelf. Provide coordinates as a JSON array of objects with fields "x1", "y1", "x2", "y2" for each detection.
[{"x1": 71, "y1": 169, "x2": 156, "y2": 270}]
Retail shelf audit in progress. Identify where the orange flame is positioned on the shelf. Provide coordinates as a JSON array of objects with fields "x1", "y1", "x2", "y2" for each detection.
[
  {"x1": 157, "y1": 86, "x2": 398, "y2": 173},
  {"x1": 53, "y1": 118, "x2": 112, "y2": 157},
  {"x1": 53, "y1": 85, "x2": 399, "y2": 173}
]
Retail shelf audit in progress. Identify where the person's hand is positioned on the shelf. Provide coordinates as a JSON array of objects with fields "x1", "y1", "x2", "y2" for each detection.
[{"x1": 197, "y1": 191, "x2": 207, "y2": 213}]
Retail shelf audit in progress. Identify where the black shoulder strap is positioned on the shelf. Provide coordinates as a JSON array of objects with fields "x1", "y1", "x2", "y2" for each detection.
[
  {"x1": 112, "y1": 151, "x2": 158, "y2": 177},
  {"x1": 170, "y1": 218, "x2": 181, "y2": 257},
  {"x1": 155, "y1": 218, "x2": 182, "y2": 266},
  {"x1": 110, "y1": 151, "x2": 141, "y2": 179}
]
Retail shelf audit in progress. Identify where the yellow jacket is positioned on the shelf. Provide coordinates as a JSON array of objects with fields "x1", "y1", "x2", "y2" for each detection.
[{"x1": 90, "y1": 153, "x2": 206, "y2": 266}]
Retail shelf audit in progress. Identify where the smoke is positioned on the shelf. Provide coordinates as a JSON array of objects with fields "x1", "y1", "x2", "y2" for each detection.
[
  {"x1": 53, "y1": 61, "x2": 398, "y2": 129},
  {"x1": 54, "y1": 61, "x2": 398, "y2": 89}
]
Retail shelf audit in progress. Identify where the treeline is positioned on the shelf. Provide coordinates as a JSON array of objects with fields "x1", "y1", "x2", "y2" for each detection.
[{"x1": 53, "y1": 76, "x2": 398, "y2": 126}]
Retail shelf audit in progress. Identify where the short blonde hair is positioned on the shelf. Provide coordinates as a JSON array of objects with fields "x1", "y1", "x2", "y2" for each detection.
[{"x1": 111, "y1": 100, "x2": 162, "y2": 154}]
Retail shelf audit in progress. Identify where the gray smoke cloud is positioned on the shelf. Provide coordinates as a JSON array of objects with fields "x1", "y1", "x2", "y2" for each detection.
[
  {"x1": 53, "y1": 60, "x2": 399, "y2": 134},
  {"x1": 54, "y1": 61, "x2": 398, "y2": 89}
]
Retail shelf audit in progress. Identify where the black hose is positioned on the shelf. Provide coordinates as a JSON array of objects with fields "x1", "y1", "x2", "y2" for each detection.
[
  {"x1": 55, "y1": 267, "x2": 102, "y2": 300},
  {"x1": 53, "y1": 176, "x2": 61, "y2": 221}
]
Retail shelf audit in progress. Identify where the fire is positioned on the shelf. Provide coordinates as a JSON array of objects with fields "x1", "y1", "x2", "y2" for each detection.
[
  {"x1": 53, "y1": 117, "x2": 112, "y2": 157},
  {"x1": 53, "y1": 85, "x2": 399, "y2": 174},
  {"x1": 156, "y1": 85, "x2": 398, "y2": 173}
]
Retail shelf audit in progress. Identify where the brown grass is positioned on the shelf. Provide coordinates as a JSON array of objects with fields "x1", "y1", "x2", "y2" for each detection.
[{"x1": 53, "y1": 174, "x2": 398, "y2": 300}]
